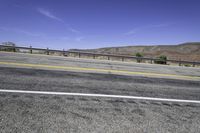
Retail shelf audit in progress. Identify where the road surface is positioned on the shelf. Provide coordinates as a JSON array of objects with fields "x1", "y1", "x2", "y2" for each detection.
[{"x1": 0, "y1": 52, "x2": 200, "y2": 133}]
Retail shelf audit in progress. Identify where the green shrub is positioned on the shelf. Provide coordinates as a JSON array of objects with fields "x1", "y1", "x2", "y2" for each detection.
[
  {"x1": 135, "y1": 52, "x2": 143, "y2": 63},
  {"x1": 184, "y1": 64, "x2": 191, "y2": 67},
  {"x1": 154, "y1": 55, "x2": 167, "y2": 64}
]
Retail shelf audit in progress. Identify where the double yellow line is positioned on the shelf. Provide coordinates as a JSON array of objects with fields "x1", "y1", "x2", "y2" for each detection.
[{"x1": 0, "y1": 61, "x2": 199, "y2": 81}]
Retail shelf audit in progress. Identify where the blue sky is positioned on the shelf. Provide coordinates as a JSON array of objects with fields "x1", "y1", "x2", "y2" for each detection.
[{"x1": 0, "y1": 0, "x2": 200, "y2": 49}]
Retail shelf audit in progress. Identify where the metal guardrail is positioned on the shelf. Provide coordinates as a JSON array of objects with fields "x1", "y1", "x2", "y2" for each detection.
[{"x1": 0, "y1": 44, "x2": 200, "y2": 67}]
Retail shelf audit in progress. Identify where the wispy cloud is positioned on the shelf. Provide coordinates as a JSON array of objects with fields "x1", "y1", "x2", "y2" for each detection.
[
  {"x1": 75, "y1": 37, "x2": 84, "y2": 42},
  {"x1": 59, "y1": 36, "x2": 69, "y2": 40},
  {"x1": 17, "y1": 30, "x2": 44, "y2": 37},
  {"x1": 124, "y1": 23, "x2": 173, "y2": 36},
  {"x1": 69, "y1": 27, "x2": 80, "y2": 34},
  {"x1": 150, "y1": 23, "x2": 172, "y2": 28},
  {"x1": 37, "y1": 8, "x2": 80, "y2": 34},
  {"x1": 0, "y1": 27, "x2": 45, "y2": 37},
  {"x1": 124, "y1": 28, "x2": 140, "y2": 35},
  {"x1": 37, "y1": 8, "x2": 63, "y2": 22}
]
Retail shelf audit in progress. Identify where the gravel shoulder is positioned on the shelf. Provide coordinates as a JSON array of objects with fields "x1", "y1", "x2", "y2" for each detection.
[{"x1": 0, "y1": 52, "x2": 200, "y2": 77}]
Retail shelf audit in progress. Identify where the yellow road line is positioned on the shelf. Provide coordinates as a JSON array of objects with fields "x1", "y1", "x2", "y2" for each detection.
[{"x1": 0, "y1": 61, "x2": 199, "y2": 80}]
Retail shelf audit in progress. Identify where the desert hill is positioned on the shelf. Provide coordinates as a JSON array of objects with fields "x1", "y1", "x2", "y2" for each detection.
[{"x1": 70, "y1": 42, "x2": 200, "y2": 61}]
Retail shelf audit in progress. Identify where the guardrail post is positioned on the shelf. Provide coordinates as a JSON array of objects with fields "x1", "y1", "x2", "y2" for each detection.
[
  {"x1": 192, "y1": 63, "x2": 195, "y2": 67},
  {"x1": 78, "y1": 53, "x2": 81, "y2": 58},
  {"x1": 93, "y1": 54, "x2": 95, "y2": 59},
  {"x1": 65, "y1": 51, "x2": 69, "y2": 56},
  {"x1": 108, "y1": 56, "x2": 110, "y2": 60},
  {"x1": 46, "y1": 48, "x2": 49, "y2": 55},
  {"x1": 62, "y1": 49, "x2": 65, "y2": 56},
  {"x1": 13, "y1": 46, "x2": 16, "y2": 52},
  {"x1": 30, "y1": 46, "x2": 32, "y2": 54},
  {"x1": 178, "y1": 59, "x2": 181, "y2": 66}
]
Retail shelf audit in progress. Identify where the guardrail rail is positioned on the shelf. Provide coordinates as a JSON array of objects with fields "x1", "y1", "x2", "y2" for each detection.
[{"x1": 0, "y1": 44, "x2": 200, "y2": 67}]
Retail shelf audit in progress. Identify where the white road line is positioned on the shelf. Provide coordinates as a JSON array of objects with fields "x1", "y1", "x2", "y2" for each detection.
[{"x1": 0, "y1": 89, "x2": 200, "y2": 104}]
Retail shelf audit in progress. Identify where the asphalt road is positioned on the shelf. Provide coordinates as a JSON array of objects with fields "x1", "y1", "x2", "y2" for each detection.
[
  {"x1": 0, "y1": 52, "x2": 200, "y2": 77},
  {"x1": 0, "y1": 52, "x2": 200, "y2": 132},
  {"x1": 1, "y1": 67, "x2": 200, "y2": 132}
]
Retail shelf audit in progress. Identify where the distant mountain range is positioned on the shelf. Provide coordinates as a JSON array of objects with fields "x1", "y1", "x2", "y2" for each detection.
[{"x1": 70, "y1": 42, "x2": 200, "y2": 61}]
